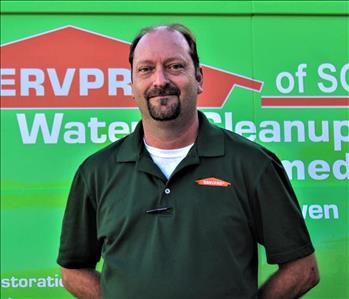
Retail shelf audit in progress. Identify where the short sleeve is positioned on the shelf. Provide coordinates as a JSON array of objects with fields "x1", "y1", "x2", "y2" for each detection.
[
  {"x1": 254, "y1": 154, "x2": 314, "y2": 264},
  {"x1": 57, "y1": 166, "x2": 102, "y2": 269}
]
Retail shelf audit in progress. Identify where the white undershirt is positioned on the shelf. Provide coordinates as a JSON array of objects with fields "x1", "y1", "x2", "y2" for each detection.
[{"x1": 144, "y1": 140, "x2": 194, "y2": 179}]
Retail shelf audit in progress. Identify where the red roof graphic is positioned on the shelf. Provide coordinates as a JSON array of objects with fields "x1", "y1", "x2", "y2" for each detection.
[{"x1": 0, "y1": 26, "x2": 263, "y2": 109}]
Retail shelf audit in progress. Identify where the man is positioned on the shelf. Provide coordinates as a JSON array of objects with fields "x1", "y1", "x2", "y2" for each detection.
[{"x1": 58, "y1": 24, "x2": 319, "y2": 299}]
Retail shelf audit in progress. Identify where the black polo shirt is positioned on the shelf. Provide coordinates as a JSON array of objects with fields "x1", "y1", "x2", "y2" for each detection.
[{"x1": 58, "y1": 111, "x2": 314, "y2": 299}]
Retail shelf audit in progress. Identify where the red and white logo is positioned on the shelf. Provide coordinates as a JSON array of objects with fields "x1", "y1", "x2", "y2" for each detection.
[
  {"x1": 196, "y1": 177, "x2": 231, "y2": 187},
  {"x1": 0, "y1": 25, "x2": 263, "y2": 109}
]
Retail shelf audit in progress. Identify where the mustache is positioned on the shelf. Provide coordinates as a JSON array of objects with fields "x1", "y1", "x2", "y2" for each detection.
[{"x1": 145, "y1": 84, "x2": 180, "y2": 100}]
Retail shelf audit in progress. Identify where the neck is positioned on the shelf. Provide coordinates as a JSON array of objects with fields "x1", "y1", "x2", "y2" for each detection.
[{"x1": 142, "y1": 112, "x2": 199, "y2": 149}]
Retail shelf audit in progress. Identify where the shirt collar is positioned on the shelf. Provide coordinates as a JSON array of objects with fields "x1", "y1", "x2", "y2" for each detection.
[{"x1": 116, "y1": 110, "x2": 225, "y2": 162}]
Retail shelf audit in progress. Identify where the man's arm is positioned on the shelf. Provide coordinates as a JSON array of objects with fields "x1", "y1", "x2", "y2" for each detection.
[
  {"x1": 61, "y1": 267, "x2": 101, "y2": 299},
  {"x1": 258, "y1": 253, "x2": 320, "y2": 299}
]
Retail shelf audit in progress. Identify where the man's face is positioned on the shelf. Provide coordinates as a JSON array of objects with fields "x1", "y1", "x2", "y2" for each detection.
[{"x1": 131, "y1": 28, "x2": 203, "y2": 122}]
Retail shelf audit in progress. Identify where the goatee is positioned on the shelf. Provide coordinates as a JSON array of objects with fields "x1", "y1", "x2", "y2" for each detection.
[
  {"x1": 145, "y1": 83, "x2": 181, "y2": 121},
  {"x1": 147, "y1": 97, "x2": 181, "y2": 121}
]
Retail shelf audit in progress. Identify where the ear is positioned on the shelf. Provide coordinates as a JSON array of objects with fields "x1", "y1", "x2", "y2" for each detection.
[{"x1": 196, "y1": 67, "x2": 203, "y2": 94}]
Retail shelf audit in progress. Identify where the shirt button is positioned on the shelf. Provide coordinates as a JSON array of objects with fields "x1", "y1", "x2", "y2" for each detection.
[{"x1": 164, "y1": 188, "x2": 171, "y2": 195}]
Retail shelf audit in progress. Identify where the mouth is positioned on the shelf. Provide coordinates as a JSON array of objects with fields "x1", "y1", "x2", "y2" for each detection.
[
  {"x1": 148, "y1": 94, "x2": 178, "y2": 101},
  {"x1": 145, "y1": 86, "x2": 180, "y2": 101}
]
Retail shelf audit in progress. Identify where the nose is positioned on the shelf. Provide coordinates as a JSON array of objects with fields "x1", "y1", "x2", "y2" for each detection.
[{"x1": 153, "y1": 67, "x2": 169, "y2": 87}]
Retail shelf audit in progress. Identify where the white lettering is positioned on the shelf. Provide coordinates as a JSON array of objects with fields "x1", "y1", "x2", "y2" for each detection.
[
  {"x1": 309, "y1": 204, "x2": 323, "y2": 219},
  {"x1": 235, "y1": 121, "x2": 256, "y2": 141},
  {"x1": 295, "y1": 63, "x2": 307, "y2": 93},
  {"x1": 333, "y1": 120, "x2": 349, "y2": 151},
  {"x1": 88, "y1": 117, "x2": 107, "y2": 143},
  {"x1": 282, "y1": 156, "x2": 349, "y2": 181},
  {"x1": 20, "y1": 68, "x2": 44, "y2": 96},
  {"x1": 28, "y1": 278, "x2": 36, "y2": 287},
  {"x1": 324, "y1": 204, "x2": 339, "y2": 219},
  {"x1": 308, "y1": 160, "x2": 330, "y2": 180},
  {"x1": 17, "y1": 113, "x2": 63, "y2": 144},
  {"x1": 302, "y1": 204, "x2": 339, "y2": 219},
  {"x1": 37, "y1": 278, "x2": 46, "y2": 288},
  {"x1": 282, "y1": 160, "x2": 305, "y2": 180},
  {"x1": 1, "y1": 278, "x2": 10, "y2": 288},
  {"x1": 308, "y1": 120, "x2": 329, "y2": 142},
  {"x1": 11, "y1": 277, "x2": 18, "y2": 288},
  {"x1": 0, "y1": 68, "x2": 16, "y2": 96},
  {"x1": 80, "y1": 68, "x2": 104, "y2": 95},
  {"x1": 0, "y1": 275, "x2": 64, "y2": 289},
  {"x1": 333, "y1": 153, "x2": 349, "y2": 180},
  {"x1": 276, "y1": 71, "x2": 294, "y2": 94},
  {"x1": 18, "y1": 278, "x2": 28, "y2": 288},
  {"x1": 108, "y1": 68, "x2": 132, "y2": 96},
  {"x1": 47, "y1": 68, "x2": 75, "y2": 96},
  {"x1": 340, "y1": 63, "x2": 349, "y2": 91},
  {"x1": 259, "y1": 121, "x2": 281, "y2": 142},
  {"x1": 64, "y1": 122, "x2": 86, "y2": 144},
  {"x1": 318, "y1": 63, "x2": 337, "y2": 93},
  {"x1": 284, "y1": 121, "x2": 305, "y2": 142},
  {"x1": 108, "y1": 121, "x2": 130, "y2": 142}
]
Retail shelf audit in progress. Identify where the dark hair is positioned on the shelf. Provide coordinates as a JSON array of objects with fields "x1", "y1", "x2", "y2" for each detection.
[{"x1": 129, "y1": 24, "x2": 200, "y2": 73}]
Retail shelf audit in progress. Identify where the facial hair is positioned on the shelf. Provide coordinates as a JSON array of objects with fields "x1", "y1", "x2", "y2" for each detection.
[{"x1": 145, "y1": 84, "x2": 181, "y2": 121}]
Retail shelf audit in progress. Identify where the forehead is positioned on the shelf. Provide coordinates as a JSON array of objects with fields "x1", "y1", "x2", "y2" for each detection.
[{"x1": 133, "y1": 28, "x2": 191, "y2": 64}]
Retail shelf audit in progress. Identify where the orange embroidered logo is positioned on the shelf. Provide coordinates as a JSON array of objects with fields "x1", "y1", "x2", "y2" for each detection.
[{"x1": 195, "y1": 177, "x2": 231, "y2": 187}]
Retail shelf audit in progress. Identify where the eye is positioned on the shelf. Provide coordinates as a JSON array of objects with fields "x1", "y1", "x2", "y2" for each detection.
[
  {"x1": 138, "y1": 66, "x2": 154, "y2": 74},
  {"x1": 167, "y1": 63, "x2": 185, "y2": 71}
]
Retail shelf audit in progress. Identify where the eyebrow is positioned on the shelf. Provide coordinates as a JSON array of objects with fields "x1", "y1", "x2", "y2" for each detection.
[
  {"x1": 135, "y1": 57, "x2": 187, "y2": 66},
  {"x1": 134, "y1": 60, "x2": 154, "y2": 66}
]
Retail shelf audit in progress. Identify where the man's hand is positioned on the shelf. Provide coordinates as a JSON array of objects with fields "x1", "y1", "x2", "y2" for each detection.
[
  {"x1": 61, "y1": 267, "x2": 101, "y2": 299},
  {"x1": 258, "y1": 253, "x2": 320, "y2": 299}
]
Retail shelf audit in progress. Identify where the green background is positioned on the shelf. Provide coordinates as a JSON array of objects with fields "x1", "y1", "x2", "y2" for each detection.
[{"x1": 1, "y1": 1, "x2": 348, "y2": 298}]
